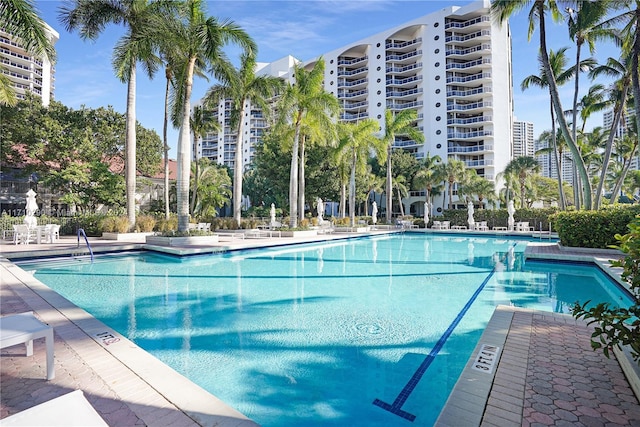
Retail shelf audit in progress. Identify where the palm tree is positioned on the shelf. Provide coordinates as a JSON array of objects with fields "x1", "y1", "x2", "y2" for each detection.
[
  {"x1": 566, "y1": 1, "x2": 610, "y2": 154},
  {"x1": 492, "y1": 0, "x2": 593, "y2": 209},
  {"x1": 1, "y1": 0, "x2": 55, "y2": 106},
  {"x1": 379, "y1": 109, "x2": 424, "y2": 222},
  {"x1": 590, "y1": 54, "x2": 633, "y2": 208},
  {"x1": 204, "y1": 52, "x2": 284, "y2": 227},
  {"x1": 277, "y1": 58, "x2": 340, "y2": 227},
  {"x1": 60, "y1": 0, "x2": 172, "y2": 229},
  {"x1": 610, "y1": 127, "x2": 639, "y2": 200},
  {"x1": 160, "y1": 0, "x2": 255, "y2": 232},
  {"x1": 413, "y1": 152, "x2": 442, "y2": 204},
  {"x1": 336, "y1": 119, "x2": 385, "y2": 226},
  {"x1": 504, "y1": 156, "x2": 541, "y2": 208},
  {"x1": 521, "y1": 47, "x2": 576, "y2": 210},
  {"x1": 189, "y1": 105, "x2": 218, "y2": 214},
  {"x1": 190, "y1": 160, "x2": 231, "y2": 217},
  {"x1": 438, "y1": 158, "x2": 466, "y2": 210},
  {"x1": 461, "y1": 173, "x2": 497, "y2": 209},
  {"x1": 362, "y1": 168, "x2": 384, "y2": 218},
  {"x1": 392, "y1": 175, "x2": 409, "y2": 218}
]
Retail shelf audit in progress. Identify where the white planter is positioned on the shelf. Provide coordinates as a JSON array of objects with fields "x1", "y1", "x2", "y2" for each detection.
[
  {"x1": 145, "y1": 235, "x2": 219, "y2": 246},
  {"x1": 101, "y1": 232, "x2": 154, "y2": 242},
  {"x1": 279, "y1": 230, "x2": 318, "y2": 238}
]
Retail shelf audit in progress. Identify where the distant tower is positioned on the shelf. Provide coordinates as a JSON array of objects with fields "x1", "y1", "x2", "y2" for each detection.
[
  {"x1": 0, "y1": 23, "x2": 59, "y2": 106},
  {"x1": 513, "y1": 119, "x2": 535, "y2": 158}
]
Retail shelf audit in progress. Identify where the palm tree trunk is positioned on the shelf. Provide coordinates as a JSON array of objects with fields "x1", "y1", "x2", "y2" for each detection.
[
  {"x1": 234, "y1": 102, "x2": 246, "y2": 227},
  {"x1": 190, "y1": 138, "x2": 199, "y2": 215},
  {"x1": 538, "y1": 4, "x2": 592, "y2": 209},
  {"x1": 595, "y1": 86, "x2": 628, "y2": 208},
  {"x1": 289, "y1": 116, "x2": 301, "y2": 228},
  {"x1": 550, "y1": 103, "x2": 565, "y2": 209},
  {"x1": 177, "y1": 57, "x2": 197, "y2": 232},
  {"x1": 298, "y1": 135, "x2": 305, "y2": 223},
  {"x1": 386, "y1": 146, "x2": 392, "y2": 222},
  {"x1": 125, "y1": 64, "x2": 137, "y2": 231},
  {"x1": 396, "y1": 187, "x2": 405, "y2": 217},
  {"x1": 448, "y1": 181, "x2": 453, "y2": 210},
  {"x1": 349, "y1": 153, "x2": 356, "y2": 226},
  {"x1": 340, "y1": 183, "x2": 346, "y2": 218},
  {"x1": 611, "y1": 144, "x2": 638, "y2": 200},
  {"x1": 163, "y1": 72, "x2": 170, "y2": 220}
]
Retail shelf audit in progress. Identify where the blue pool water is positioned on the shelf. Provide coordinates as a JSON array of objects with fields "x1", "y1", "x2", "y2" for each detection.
[{"x1": 21, "y1": 234, "x2": 632, "y2": 426}]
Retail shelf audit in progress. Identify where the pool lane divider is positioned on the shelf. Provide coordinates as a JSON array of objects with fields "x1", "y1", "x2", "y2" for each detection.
[{"x1": 373, "y1": 245, "x2": 516, "y2": 422}]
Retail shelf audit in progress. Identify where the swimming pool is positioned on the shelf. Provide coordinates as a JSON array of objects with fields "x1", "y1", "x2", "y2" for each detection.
[{"x1": 21, "y1": 234, "x2": 632, "y2": 426}]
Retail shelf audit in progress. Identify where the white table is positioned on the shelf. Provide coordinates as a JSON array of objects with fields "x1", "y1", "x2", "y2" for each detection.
[{"x1": 0, "y1": 312, "x2": 55, "y2": 380}]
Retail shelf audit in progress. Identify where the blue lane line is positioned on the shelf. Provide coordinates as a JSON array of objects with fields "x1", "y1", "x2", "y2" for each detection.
[{"x1": 373, "y1": 246, "x2": 515, "y2": 422}]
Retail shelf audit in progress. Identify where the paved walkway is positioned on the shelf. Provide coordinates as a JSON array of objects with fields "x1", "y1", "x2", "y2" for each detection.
[{"x1": 2, "y1": 232, "x2": 639, "y2": 426}]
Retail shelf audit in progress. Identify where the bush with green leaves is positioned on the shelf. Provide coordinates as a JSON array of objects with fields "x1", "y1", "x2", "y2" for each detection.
[
  {"x1": 573, "y1": 215, "x2": 640, "y2": 363},
  {"x1": 552, "y1": 205, "x2": 640, "y2": 249}
]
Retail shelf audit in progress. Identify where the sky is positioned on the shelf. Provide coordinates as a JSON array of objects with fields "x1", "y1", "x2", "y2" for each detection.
[{"x1": 35, "y1": 0, "x2": 620, "y2": 158}]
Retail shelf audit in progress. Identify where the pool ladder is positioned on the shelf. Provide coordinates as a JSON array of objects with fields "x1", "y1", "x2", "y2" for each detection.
[{"x1": 76, "y1": 228, "x2": 94, "y2": 262}]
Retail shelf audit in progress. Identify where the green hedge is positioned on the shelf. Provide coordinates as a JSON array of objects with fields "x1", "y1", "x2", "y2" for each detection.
[
  {"x1": 552, "y1": 205, "x2": 640, "y2": 249},
  {"x1": 440, "y1": 207, "x2": 559, "y2": 230}
]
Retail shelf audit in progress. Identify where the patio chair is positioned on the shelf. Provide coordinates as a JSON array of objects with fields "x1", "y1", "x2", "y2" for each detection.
[
  {"x1": 440, "y1": 221, "x2": 451, "y2": 230},
  {"x1": 0, "y1": 311, "x2": 55, "y2": 380},
  {"x1": 431, "y1": 221, "x2": 442, "y2": 230},
  {"x1": 476, "y1": 221, "x2": 489, "y2": 231},
  {"x1": 48, "y1": 224, "x2": 60, "y2": 242},
  {"x1": 13, "y1": 224, "x2": 33, "y2": 245},
  {"x1": 1, "y1": 390, "x2": 107, "y2": 426}
]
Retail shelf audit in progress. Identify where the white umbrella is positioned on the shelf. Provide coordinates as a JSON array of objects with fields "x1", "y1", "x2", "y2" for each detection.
[
  {"x1": 467, "y1": 201, "x2": 475, "y2": 230},
  {"x1": 24, "y1": 189, "x2": 38, "y2": 227},
  {"x1": 371, "y1": 201, "x2": 378, "y2": 225},
  {"x1": 270, "y1": 203, "x2": 276, "y2": 227},
  {"x1": 423, "y1": 201, "x2": 429, "y2": 226},
  {"x1": 507, "y1": 200, "x2": 515, "y2": 231},
  {"x1": 317, "y1": 198, "x2": 324, "y2": 225}
]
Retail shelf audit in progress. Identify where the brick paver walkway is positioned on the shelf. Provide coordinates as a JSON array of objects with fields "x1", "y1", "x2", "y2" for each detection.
[{"x1": 482, "y1": 309, "x2": 640, "y2": 427}]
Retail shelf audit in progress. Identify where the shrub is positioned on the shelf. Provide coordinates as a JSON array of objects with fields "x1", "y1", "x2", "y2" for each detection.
[
  {"x1": 156, "y1": 215, "x2": 178, "y2": 232},
  {"x1": 135, "y1": 215, "x2": 156, "y2": 232},
  {"x1": 552, "y1": 205, "x2": 640, "y2": 249},
  {"x1": 101, "y1": 216, "x2": 130, "y2": 233},
  {"x1": 573, "y1": 215, "x2": 640, "y2": 363}
]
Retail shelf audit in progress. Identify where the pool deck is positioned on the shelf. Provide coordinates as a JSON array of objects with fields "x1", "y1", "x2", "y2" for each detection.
[{"x1": 1, "y1": 231, "x2": 639, "y2": 426}]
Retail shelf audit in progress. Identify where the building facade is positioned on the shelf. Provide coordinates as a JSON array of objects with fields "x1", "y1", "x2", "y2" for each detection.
[
  {"x1": 513, "y1": 119, "x2": 534, "y2": 158},
  {"x1": 198, "y1": 0, "x2": 513, "y2": 215},
  {"x1": 0, "y1": 23, "x2": 59, "y2": 106}
]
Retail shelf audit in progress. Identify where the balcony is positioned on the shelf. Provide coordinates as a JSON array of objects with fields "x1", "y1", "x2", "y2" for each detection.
[
  {"x1": 447, "y1": 144, "x2": 494, "y2": 154},
  {"x1": 447, "y1": 100, "x2": 492, "y2": 112},
  {"x1": 445, "y1": 30, "x2": 491, "y2": 44},
  {"x1": 445, "y1": 44, "x2": 491, "y2": 57},
  {"x1": 337, "y1": 77, "x2": 368, "y2": 89},
  {"x1": 386, "y1": 100, "x2": 423, "y2": 110},
  {"x1": 446, "y1": 115, "x2": 492, "y2": 125},
  {"x1": 341, "y1": 111, "x2": 370, "y2": 121},
  {"x1": 386, "y1": 75, "x2": 423, "y2": 87},
  {"x1": 386, "y1": 50, "x2": 422, "y2": 63},
  {"x1": 446, "y1": 72, "x2": 491, "y2": 85},
  {"x1": 444, "y1": 16, "x2": 490, "y2": 30},
  {"x1": 386, "y1": 87, "x2": 423, "y2": 99},
  {"x1": 337, "y1": 56, "x2": 368, "y2": 67},
  {"x1": 337, "y1": 66, "x2": 368, "y2": 77},
  {"x1": 445, "y1": 58, "x2": 491, "y2": 70},
  {"x1": 343, "y1": 100, "x2": 368, "y2": 110},
  {"x1": 337, "y1": 89, "x2": 368, "y2": 99},
  {"x1": 446, "y1": 86, "x2": 491, "y2": 98},
  {"x1": 386, "y1": 37, "x2": 422, "y2": 51},
  {"x1": 386, "y1": 62, "x2": 423, "y2": 76}
]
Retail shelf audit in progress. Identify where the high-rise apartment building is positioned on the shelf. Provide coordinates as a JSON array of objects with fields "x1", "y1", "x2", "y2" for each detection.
[
  {"x1": 0, "y1": 23, "x2": 59, "y2": 106},
  {"x1": 198, "y1": 0, "x2": 512, "y2": 213},
  {"x1": 513, "y1": 119, "x2": 534, "y2": 158},
  {"x1": 603, "y1": 108, "x2": 638, "y2": 172}
]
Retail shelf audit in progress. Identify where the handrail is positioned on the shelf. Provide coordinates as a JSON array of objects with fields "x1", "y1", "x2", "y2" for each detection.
[{"x1": 76, "y1": 228, "x2": 94, "y2": 262}]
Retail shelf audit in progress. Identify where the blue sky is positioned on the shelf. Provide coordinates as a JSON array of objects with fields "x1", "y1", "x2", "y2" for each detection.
[{"x1": 36, "y1": 0, "x2": 619, "y2": 157}]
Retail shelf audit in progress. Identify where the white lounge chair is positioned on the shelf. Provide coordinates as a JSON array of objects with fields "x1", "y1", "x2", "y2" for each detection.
[
  {"x1": 440, "y1": 221, "x2": 451, "y2": 230},
  {"x1": 1, "y1": 390, "x2": 108, "y2": 426},
  {"x1": 0, "y1": 311, "x2": 55, "y2": 380}
]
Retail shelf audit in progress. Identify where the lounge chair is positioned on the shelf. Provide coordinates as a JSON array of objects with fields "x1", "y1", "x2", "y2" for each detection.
[
  {"x1": 440, "y1": 221, "x2": 451, "y2": 230},
  {"x1": 431, "y1": 221, "x2": 441, "y2": 230},
  {"x1": 476, "y1": 221, "x2": 489, "y2": 231},
  {"x1": 0, "y1": 311, "x2": 55, "y2": 380},
  {"x1": 1, "y1": 390, "x2": 107, "y2": 426},
  {"x1": 13, "y1": 224, "x2": 33, "y2": 245}
]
